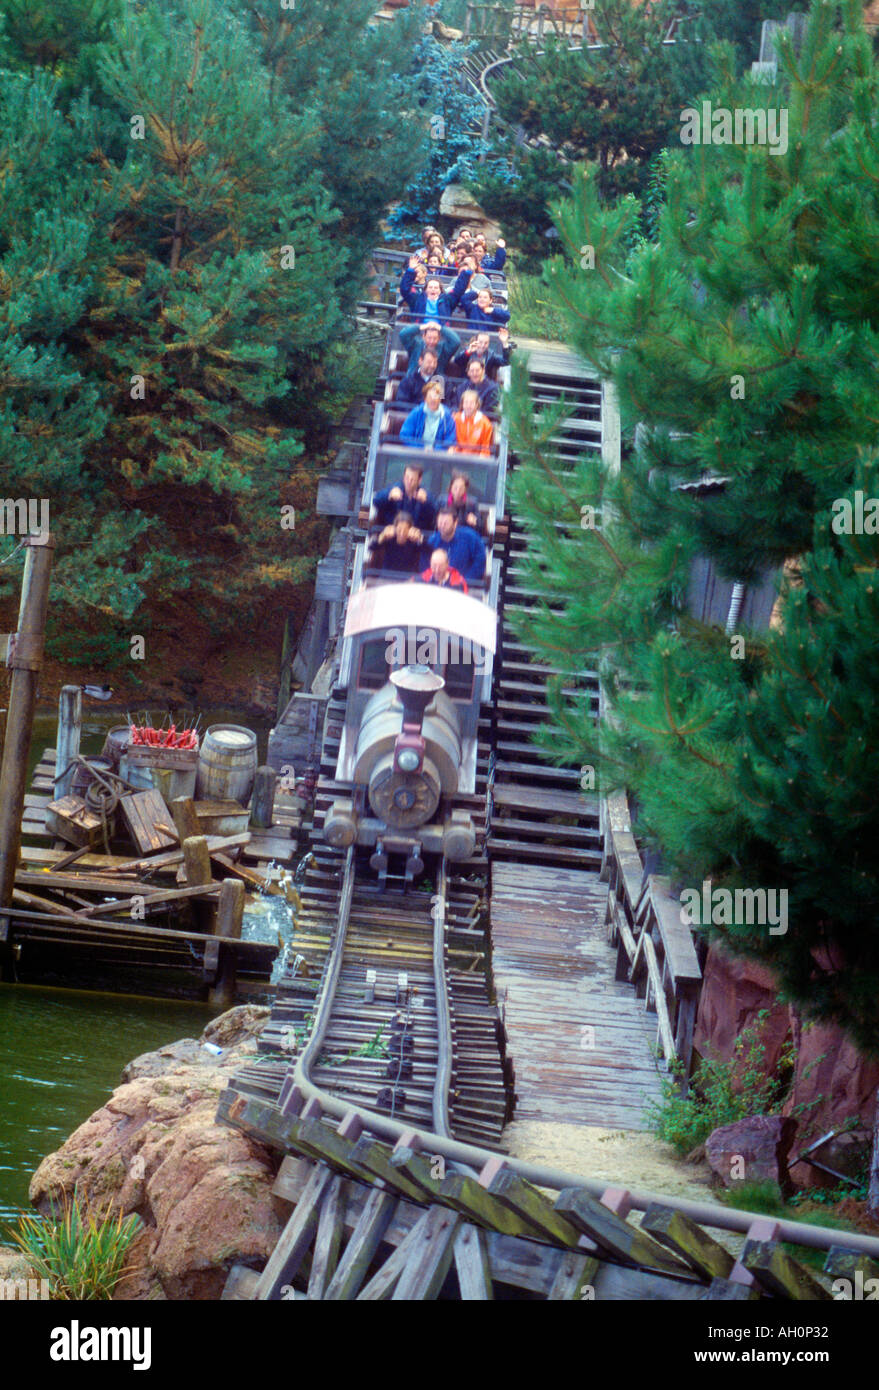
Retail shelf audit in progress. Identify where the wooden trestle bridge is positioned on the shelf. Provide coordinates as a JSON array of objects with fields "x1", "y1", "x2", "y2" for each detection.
[{"x1": 218, "y1": 263, "x2": 879, "y2": 1299}]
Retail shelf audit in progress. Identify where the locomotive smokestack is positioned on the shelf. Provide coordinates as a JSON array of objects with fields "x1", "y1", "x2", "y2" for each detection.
[{"x1": 390, "y1": 665, "x2": 445, "y2": 734}]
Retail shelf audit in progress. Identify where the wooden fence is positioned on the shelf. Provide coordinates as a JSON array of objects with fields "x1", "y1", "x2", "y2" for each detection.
[{"x1": 600, "y1": 789, "x2": 702, "y2": 1084}]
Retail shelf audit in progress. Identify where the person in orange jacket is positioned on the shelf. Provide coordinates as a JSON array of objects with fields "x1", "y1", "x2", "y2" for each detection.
[
  {"x1": 420, "y1": 548, "x2": 469, "y2": 594},
  {"x1": 452, "y1": 389, "x2": 493, "y2": 456}
]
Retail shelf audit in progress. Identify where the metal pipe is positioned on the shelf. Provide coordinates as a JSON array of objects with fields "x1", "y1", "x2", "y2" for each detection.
[{"x1": 293, "y1": 849, "x2": 879, "y2": 1257}]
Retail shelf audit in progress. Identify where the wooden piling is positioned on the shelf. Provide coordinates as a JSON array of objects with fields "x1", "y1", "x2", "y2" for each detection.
[
  {"x1": 250, "y1": 765, "x2": 276, "y2": 830},
  {"x1": 55, "y1": 686, "x2": 82, "y2": 801},
  {"x1": 182, "y1": 833, "x2": 215, "y2": 936},
  {"x1": 0, "y1": 536, "x2": 55, "y2": 931},
  {"x1": 208, "y1": 878, "x2": 246, "y2": 1007}
]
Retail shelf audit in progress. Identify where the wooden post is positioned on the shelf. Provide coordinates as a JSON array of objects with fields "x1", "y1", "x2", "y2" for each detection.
[
  {"x1": 208, "y1": 878, "x2": 245, "y2": 1008},
  {"x1": 250, "y1": 765, "x2": 276, "y2": 829},
  {"x1": 0, "y1": 536, "x2": 54, "y2": 917},
  {"x1": 183, "y1": 834, "x2": 213, "y2": 888},
  {"x1": 183, "y1": 833, "x2": 215, "y2": 935},
  {"x1": 170, "y1": 796, "x2": 201, "y2": 843},
  {"x1": 55, "y1": 685, "x2": 82, "y2": 801}
]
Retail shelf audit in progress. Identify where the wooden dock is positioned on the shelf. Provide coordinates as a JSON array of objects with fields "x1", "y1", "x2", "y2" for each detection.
[
  {"x1": 0, "y1": 745, "x2": 307, "y2": 1000},
  {"x1": 491, "y1": 863, "x2": 665, "y2": 1130}
]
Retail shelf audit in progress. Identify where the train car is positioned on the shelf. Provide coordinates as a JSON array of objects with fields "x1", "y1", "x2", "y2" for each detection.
[{"x1": 321, "y1": 291, "x2": 510, "y2": 884}]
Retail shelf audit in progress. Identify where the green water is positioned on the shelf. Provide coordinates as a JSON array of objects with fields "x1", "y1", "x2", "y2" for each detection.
[
  {"x1": 0, "y1": 984, "x2": 219, "y2": 1227},
  {"x1": 0, "y1": 705, "x2": 281, "y2": 1229}
]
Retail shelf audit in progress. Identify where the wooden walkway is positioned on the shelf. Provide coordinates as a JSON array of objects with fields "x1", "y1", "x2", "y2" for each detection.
[{"x1": 491, "y1": 864, "x2": 666, "y2": 1131}]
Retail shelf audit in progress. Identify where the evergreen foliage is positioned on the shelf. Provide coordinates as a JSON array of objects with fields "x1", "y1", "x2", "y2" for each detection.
[
  {"x1": 507, "y1": 0, "x2": 879, "y2": 1049},
  {"x1": 470, "y1": 0, "x2": 793, "y2": 262},
  {"x1": 0, "y1": 0, "x2": 414, "y2": 659},
  {"x1": 386, "y1": 31, "x2": 493, "y2": 233}
]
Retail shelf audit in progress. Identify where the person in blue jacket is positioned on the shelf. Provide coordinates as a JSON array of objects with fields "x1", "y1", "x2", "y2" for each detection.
[
  {"x1": 424, "y1": 506, "x2": 487, "y2": 584},
  {"x1": 399, "y1": 259, "x2": 458, "y2": 324},
  {"x1": 373, "y1": 463, "x2": 436, "y2": 532},
  {"x1": 399, "y1": 379, "x2": 457, "y2": 452},
  {"x1": 455, "y1": 278, "x2": 511, "y2": 329},
  {"x1": 400, "y1": 321, "x2": 461, "y2": 377},
  {"x1": 473, "y1": 237, "x2": 507, "y2": 272}
]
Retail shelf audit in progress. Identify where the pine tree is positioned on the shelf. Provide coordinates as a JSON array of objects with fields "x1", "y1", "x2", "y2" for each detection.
[
  {"x1": 1, "y1": 0, "x2": 359, "y2": 658},
  {"x1": 507, "y1": 0, "x2": 879, "y2": 1048},
  {"x1": 471, "y1": 0, "x2": 793, "y2": 262},
  {"x1": 242, "y1": 0, "x2": 426, "y2": 259},
  {"x1": 0, "y1": 0, "x2": 125, "y2": 104}
]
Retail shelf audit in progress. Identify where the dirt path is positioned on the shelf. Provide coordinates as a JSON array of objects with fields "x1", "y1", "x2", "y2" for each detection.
[{"x1": 503, "y1": 1119, "x2": 716, "y2": 1204}]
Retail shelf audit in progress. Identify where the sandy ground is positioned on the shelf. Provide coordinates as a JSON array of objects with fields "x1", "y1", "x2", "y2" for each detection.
[{"x1": 503, "y1": 1119, "x2": 716, "y2": 1204}]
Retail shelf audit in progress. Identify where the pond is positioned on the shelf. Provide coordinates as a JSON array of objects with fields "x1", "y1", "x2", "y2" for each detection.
[{"x1": 0, "y1": 704, "x2": 295, "y2": 1228}]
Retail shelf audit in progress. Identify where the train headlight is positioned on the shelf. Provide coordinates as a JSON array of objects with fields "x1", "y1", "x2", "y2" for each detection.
[{"x1": 396, "y1": 747, "x2": 421, "y2": 774}]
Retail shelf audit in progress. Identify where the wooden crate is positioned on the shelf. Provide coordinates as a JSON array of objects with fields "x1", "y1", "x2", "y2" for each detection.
[
  {"x1": 118, "y1": 788, "x2": 178, "y2": 855},
  {"x1": 125, "y1": 744, "x2": 199, "y2": 771},
  {"x1": 45, "y1": 795, "x2": 105, "y2": 849}
]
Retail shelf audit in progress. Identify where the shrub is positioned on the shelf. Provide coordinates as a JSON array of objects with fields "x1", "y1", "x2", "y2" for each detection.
[
  {"x1": 9, "y1": 1191, "x2": 143, "y2": 1300},
  {"x1": 646, "y1": 1013, "x2": 794, "y2": 1157}
]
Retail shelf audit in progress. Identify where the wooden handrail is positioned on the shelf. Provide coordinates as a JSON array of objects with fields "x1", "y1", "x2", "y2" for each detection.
[{"x1": 600, "y1": 788, "x2": 701, "y2": 1082}]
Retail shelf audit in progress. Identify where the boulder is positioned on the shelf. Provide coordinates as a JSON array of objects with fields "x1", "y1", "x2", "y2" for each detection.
[
  {"x1": 29, "y1": 1007, "x2": 283, "y2": 1300},
  {"x1": 438, "y1": 184, "x2": 503, "y2": 242},
  {"x1": 121, "y1": 1007, "x2": 269, "y2": 1083},
  {"x1": 705, "y1": 1114, "x2": 797, "y2": 1191}
]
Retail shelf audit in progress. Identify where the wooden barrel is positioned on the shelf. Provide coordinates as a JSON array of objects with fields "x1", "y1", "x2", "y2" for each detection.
[
  {"x1": 196, "y1": 725, "x2": 258, "y2": 805},
  {"x1": 71, "y1": 757, "x2": 113, "y2": 797},
  {"x1": 101, "y1": 725, "x2": 130, "y2": 769}
]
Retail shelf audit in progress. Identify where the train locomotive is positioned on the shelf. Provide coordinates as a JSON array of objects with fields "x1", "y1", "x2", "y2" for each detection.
[{"x1": 322, "y1": 270, "x2": 510, "y2": 884}]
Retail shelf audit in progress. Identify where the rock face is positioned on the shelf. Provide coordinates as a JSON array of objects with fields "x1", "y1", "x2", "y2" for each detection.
[
  {"x1": 695, "y1": 945, "x2": 879, "y2": 1186},
  {"x1": 705, "y1": 1115, "x2": 797, "y2": 1191},
  {"x1": 29, "y1": 1006, "x2": 284, "y2": 1301},
  {"x1": 438, "y1": 184, "x2": 503, "y2": 242}
]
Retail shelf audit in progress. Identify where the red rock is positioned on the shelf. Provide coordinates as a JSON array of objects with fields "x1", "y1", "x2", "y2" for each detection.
[
  {"x1": 694, "y1": 943, "x2": 792, "y2": 1074},
  {"x1": 705, "y1": 1114, "x2": 796, "y2": 1190},
  {"x1": 28, "y1": 1009, "x2": 284, "y2": 1301}
]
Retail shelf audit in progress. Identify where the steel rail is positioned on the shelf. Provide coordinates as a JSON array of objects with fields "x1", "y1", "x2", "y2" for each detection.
[{"x1": 284, "y1": 252, "x2": 879, "y2": 1267}]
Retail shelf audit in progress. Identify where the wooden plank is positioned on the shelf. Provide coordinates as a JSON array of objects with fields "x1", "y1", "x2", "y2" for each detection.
[
  {"x1": 648, "y1": 875, "x2": 702, "y2": 983},
  {"x1": 253, "y1": 1162, "x2": 335, "y2": 1300},
  {"x1": 323, "y1": 1188, "x2": 398, "y2": 1301},
  {"x1": 117, "y1": 789, "x2": 177, "y2": 854},
  {"x1": 483, "y1": 1164, "x2": 583, "y2": 1249},
  {"x1": 554, "y1": 1188, "x2": 693, "y2": 1277},
  {"x1": 547, "y1": 1250, "x2": 600, "y2": 1301},
  {"x1": 357, "y1": 1210, "x2": 432, "y2": 1301},
  {"x1": 453, "y1": 1224, "x2": 494, "y2": 1300},
  {"x1": 211, "y1": 851, "x2": 289, "y2": 898},
  {"x1": 306, "y1": 1176, "x2": 347, "y2": 1300},
  {"x1": 640, "y1": 1204, "x2": 733, "y2": 1282},
  {"x1": 703, "y1": 1277, "x2": 760, "y2": 1301},
  {"x1": 439, "y1": 1172, "x2": 552, "y2": 1242},
  {"x1": 823, "y1": 1247, "x2": 879, "y2": 1287},
  {"x1": 742, "y1": 1241, "x2": 834, "y2": 1301},
  {"x1": 12, "y1": 887, "x2": 81, "y2": 918},
  {"x1": 348, "y1": 1136, "x2": 430, "y2": 1202},
  {"x1": 391, "y1": 1205, "x2": 460, "y2": 1301}
]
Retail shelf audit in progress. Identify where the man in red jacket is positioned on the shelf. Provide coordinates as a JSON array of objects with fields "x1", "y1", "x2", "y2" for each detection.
[{"x1": 420, "y1": 548, "x2": 468, "y2": 594}]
